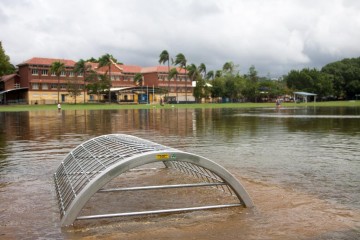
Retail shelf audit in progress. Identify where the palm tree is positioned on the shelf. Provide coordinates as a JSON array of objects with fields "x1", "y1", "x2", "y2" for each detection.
[
  {"x1": 134, "y1": 73, "x2": 143, "y2": 86},
  {"x1": 198, "y1": 63, "x2": 206, "y2": 78},
  {"x1": 223, "y1": 61, "x2": 234, "y2": 74},
  {"x1": 187, "y1": 63, "x2": 199, "y2": 83},
  {"x1": 158, "y1": 50, "x2": 170, "y2": 97},
  {"x1": 168, "y1": 68, "x2": 178, "y2": 102},
  {"x1": 206, "y1": 70, "x2": 214, "y2": 80},
  {"x1": 51, "y1": 61, "x2": 65, "y2": 104},
  {"x1": 174, "y1": 53, "x2": 187, "y2": 102},
  {"x1": 215, "y1": 70, "x2": 222, "y2": 78},
  {"x1": 98, "y1": 53, "x2": 117, "y2": 103},
  {"x1": 74, "y1": 59, "x2": 91, "y2": 103}
]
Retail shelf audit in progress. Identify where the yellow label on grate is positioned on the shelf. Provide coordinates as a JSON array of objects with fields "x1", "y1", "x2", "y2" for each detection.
[{"x1": 156, "y1": 154, "x2": 170, "y2": 160}]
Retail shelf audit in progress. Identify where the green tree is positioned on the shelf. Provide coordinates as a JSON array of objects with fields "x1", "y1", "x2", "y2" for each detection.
[
  {"x1": 224, "y1": 75, "x2": 245, "y2": 102},
  {"x1": 74, "y1": 59, "x2": 92, "y2": 103},
  {"x1": 134, "y1": 73, "x2": 143, "y2": 86},
  {"x1": 174, "y1": 53, "x2": 187, "y2": 102},
  {"x1": 187, "y1": 63, "x2": 200, "y2": 102},
  {"x1": 322, "y1": 57, "x2": 360, "y2": 99},
  {"x1": 86, "y1": 57, "x2": 98, "y2": 63},
  {"x1": 0, "y1": 42, "x2": 15, "y2": 76},
  {"x1": 193, "y1": 75, "x2": 207, "y2": 102},
  {"x1": 50, "y1": 61, "x2": 65, "y2": 103},
  {"x1": 67, "y1": 78, "x2": 82, "y2": 104},
  {"x1": 98, "y1": 53, "x2": 117, "y2": 103},
  {"x1": 211, "y1": 76, "x2": 225, "y2": 101},
  {"x1": 86, "y1": 71, "x2": 111, "y2": 102},
  {"x1": 158, "y1": 50, "x2": 170, "y2": 96}
]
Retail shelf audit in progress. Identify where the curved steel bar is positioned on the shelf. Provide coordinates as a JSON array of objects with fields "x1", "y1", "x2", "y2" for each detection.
[{"x1": 54, "y1": 134, "x2": 254, "y2": 226}]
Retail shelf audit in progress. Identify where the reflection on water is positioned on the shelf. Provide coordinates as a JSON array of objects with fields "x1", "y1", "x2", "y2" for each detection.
[{"x1": 0, "y1": 106, "x2": 359, "y2": 239}]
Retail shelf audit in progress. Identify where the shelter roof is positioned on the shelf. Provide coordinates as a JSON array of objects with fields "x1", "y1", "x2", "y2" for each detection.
[
  {"x1": 0, "y1": 87, "x2": 28, "y2": 95},
  {"x1": 294, "y1": 91, "x2": 317, "y2": 96},
  {"x1": 110, "y1": 86, "x2": 168, "y2": 94}
]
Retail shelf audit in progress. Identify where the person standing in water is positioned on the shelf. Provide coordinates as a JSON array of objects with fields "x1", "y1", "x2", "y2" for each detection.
[{"x1": 276, "y1": 98, "x2": 281, "y2": 108}]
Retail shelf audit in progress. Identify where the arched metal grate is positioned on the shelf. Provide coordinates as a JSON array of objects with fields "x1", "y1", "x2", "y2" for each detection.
[{"x1": 54, "y1": 134, "x2": 253, "y2": 226}]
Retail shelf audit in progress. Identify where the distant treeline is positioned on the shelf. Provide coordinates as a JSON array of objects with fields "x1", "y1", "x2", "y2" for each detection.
[{"x1": 284, "y1": 57, "x2": 360, "y2": 100}]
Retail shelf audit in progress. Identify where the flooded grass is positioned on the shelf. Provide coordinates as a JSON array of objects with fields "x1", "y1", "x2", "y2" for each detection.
[{"x1": 0, "y1": 100, "x2": 359, "y2": 112}]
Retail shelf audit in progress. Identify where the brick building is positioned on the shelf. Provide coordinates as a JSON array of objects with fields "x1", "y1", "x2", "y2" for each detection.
[{"x1": 0, "y1": 57, "x2": 193, "y2": 105}]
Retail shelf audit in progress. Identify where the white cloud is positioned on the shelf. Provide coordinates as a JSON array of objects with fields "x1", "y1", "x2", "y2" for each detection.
[{"x1": 1, "y1": 0, "x2": 360, "y2": 77}]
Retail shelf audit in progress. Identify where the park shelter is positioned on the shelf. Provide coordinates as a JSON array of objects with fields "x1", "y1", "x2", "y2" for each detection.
[
  {"x1": 54, "y1": 134, "x2": 253, "y2": 226},
  {"x1": 294, "y1": 92, "x2": 317, "y2": 103},
  {"x1": 110, "y1": 86, "x2": 168, "y2": 103}
]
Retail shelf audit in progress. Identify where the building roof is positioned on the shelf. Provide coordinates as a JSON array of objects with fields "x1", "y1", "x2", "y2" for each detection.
[
  {"x1": 17, "y1": 57, "x2": 76, "y2": 67},
  {"x1": 141, "y1": 66, "x2": 186, "y2": 74},
  {"x1": 81, "y1": 62, "x2": 141, "y2": 74},
  {"x1": 17, "y1": 57, "x2": 184, "y2": 74},
  {"x1": 121, "y1": 65, "x2": 142, "y2": 73},
  {"x1": 0, "y1": 74, "x2": 19, "y2": 82}
]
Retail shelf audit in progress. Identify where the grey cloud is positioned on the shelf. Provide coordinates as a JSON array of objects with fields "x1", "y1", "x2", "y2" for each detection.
[{"x1": 1, "y1": 0, "x2": 360, "y2": 77}]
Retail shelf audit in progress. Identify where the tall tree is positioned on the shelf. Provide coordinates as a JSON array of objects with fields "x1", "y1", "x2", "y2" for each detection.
[
  {"x1": 168, "y1": 68, "x2": 179, "y2": 102},
  {"x1": 0, "y1": 41, "x2": 15, "y2": 76},
  {"x1": 206, "y1": 70, "x2": 214, "y2": 80},
  {"x1": 187, "y1": 63, "x2": 199, "y2": 82},
  {"x1": 50, "y1": 61, "x2": 65, "y2": 103},
  {"x1": 222, "y1": 61, "x2": 234, "y2": 74},
  {"x1": 174, "y1": 53, "x2": 187, "y2": 102},
  {"x1": 74, "y1": 59, "x2": 91, "y2": 103},
  {"x1": 85, "y1": 71, "x2": 111, "y2": 102},
  {"x1": 215, "y1": 70, "x2": 222, "y2": 78},
  {"x1": 198, "y1": 63, "x2": 206, "y2": 78},
  {"x1": 67, "y1": 78, "x2": 82, "y2": 104},
  {"x1": 158, "y1": 50, "x2": 170, "y2": 96},
  {"x1": 98, "y1": 54, "x2": 117, "y2": 103},
  {"x1": 248, "y1": 65, "x2": 259, "y2": 102}
]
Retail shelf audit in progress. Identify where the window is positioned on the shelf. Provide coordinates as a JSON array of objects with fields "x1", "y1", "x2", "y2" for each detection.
[
  {"x1": 51, "y1": 71, "x2": 56, "y2": 76},
  {"x1": 78, "y1": 72, "x2": 83, "y2": 77},
  {"x1": 32, "y1": 83, "x2": 39, "y2": 90},
  {"x1": 41, "y1": 69, "x2": 48, "y2": 76},
  {"x1": 32, "y1": 69, "x2": 38, "y2": 75},
  {"x1": 42, "y1": 83, "x2": 48, "y2": 90},
  {"x1": 60, "y1": 84, "x2": 67, "y2": 89},
  {"x1": 60, "y1": 71, "x2": 66, "y2": 76},
  {"x1": 50, "y1": 84, "x2": 57, "y2": 89},
  {"x1": 69, "y1": 71, "x2": 74, "y2": 77}
]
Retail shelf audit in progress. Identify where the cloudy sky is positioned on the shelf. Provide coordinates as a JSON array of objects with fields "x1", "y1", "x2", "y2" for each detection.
[{"x1": 1, "y1": 0, "x2": 360, "y2": 77}]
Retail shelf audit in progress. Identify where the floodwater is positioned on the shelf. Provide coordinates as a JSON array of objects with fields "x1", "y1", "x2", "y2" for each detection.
[{"x1": 0, "y1": 106, "x2": 359, "y2": 239}]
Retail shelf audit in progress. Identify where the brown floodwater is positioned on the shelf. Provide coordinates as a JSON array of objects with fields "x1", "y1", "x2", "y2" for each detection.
[{"x1": 0, "y1": 107, "x2": 359, "y2": 239}]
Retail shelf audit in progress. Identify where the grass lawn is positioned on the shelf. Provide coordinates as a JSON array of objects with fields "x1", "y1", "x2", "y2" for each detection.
[{"x1": 0, "y1": 101, "x2": 359, "y2": 112}]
